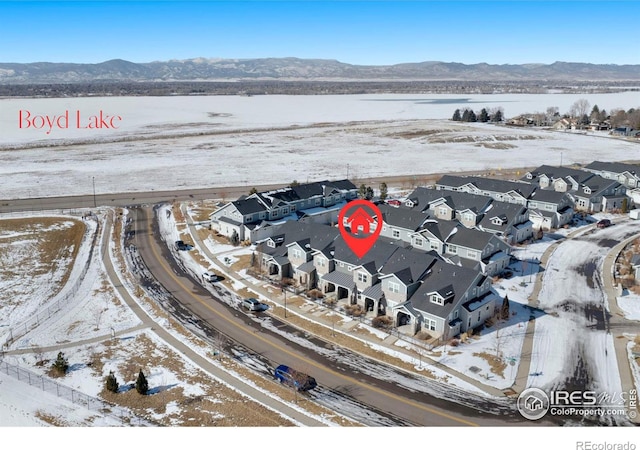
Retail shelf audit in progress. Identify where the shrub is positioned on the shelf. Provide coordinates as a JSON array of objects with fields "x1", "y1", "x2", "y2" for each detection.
[
  {"x1": 372, "y1": 315, "x2": 393, "y2": 329},
  {"x1": 449, "y1": 339, "x2": 460, "y2": 347},
  {"x1": 51, "y1": 352, "x2": 69, "y2": 376},
  {"x1": 105, "y1": 371, "x2": 119, "y2": 393}
]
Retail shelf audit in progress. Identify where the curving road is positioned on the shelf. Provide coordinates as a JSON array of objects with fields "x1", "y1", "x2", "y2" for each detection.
[{"x1": 129, "y1": 204, "x2": 551, "y2": 427}]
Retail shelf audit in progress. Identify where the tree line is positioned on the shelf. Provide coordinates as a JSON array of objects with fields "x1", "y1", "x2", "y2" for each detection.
[{"x1": 451, "y1": 99, "x2": 640, "y2": 129}]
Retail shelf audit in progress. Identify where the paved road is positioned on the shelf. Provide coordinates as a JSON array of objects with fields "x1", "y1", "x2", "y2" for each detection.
[{"x1": 133, "y1": 205, "x2": 535, "y2": 426}]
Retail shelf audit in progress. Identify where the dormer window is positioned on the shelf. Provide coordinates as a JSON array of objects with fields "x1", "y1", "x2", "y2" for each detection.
[
  {"x1": 430, "y1": 294, "x2": 444, "y2": 305},
  {"x1": 583, "y1": 187, "x2": 591, "y2": 194}
]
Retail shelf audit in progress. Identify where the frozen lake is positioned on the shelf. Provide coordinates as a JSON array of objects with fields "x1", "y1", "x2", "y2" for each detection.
[{"x1": 1, "y1": 92, "x2": 639, "y2": 199}]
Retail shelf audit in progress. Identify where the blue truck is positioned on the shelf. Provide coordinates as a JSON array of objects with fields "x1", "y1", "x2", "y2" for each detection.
[{"x1": 274, "y1": 364, "x2": 317, "y2": 391}]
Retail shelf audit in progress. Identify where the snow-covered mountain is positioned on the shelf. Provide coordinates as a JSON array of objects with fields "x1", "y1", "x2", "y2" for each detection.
[{"x1": 2, "y1": 58, "x2": 640, "y2": 83}]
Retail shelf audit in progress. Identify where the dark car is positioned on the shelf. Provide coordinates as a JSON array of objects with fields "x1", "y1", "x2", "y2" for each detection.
[
  {"x1": 174, "y1": 240, "x2": 188, "y2": 250},
  {"x1": 596, "y1": 219, "x2": 612, "y2": 229},
  {"x1": 274, "y1": 364, "x2": 317, "y2": 391}
]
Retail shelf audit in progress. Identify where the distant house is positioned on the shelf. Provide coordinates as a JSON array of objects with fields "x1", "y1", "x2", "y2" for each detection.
[
  {"x1": 404, "y1": 187, "x2": 493, "y2": 227},
  {"x1": 572, "y1": 175, "x2": 626, "y2": 212}
]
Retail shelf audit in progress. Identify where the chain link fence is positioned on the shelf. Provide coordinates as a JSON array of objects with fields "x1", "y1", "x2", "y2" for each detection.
[
  {"x1": 0, "y1": 360, "x2": 155, "y2": 426},
  {"x1": 1, "y1": 215, "x2": 100, "y2": 351}
]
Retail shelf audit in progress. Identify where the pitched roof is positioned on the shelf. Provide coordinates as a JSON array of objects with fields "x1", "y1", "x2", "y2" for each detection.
[
  {"x1": 378, "y1": 203, "x2": 431, "y2": 231},
  {"x1": 232, "y1": 197, "x2": 268, "y2": 215},
  {"x1": 529, "y1": 188, "x2": 569, "y2": 204},
  {"x1": 410, "y1": 262, "x2": 483, "y2": 319},
  {"x1": 379, "y1": 247, "x2": 438, "y2": 284},
  {"x1": 404, "y1": 187, "x2": 492, "y2": 213},
  {"x1": 258, "y1": 222, "x2": 339, "y2": 257},
  {"x1": 585, "y1": 161, "x2": 640, "y2": 175},
  {"x1": 446, "y1": 226, "x2": 495, "y2": 250},
  {"x1": 436, "y1": 175, "x2": 536, "y2": 199},
  {"x1": 525, "y1": 165, "x2": 594, "y2": 184}
]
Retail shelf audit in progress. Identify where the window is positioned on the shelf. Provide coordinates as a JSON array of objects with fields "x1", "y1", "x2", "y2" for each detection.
[
  {"x1": 447, "y1": 245, "x2": 457, "y2": 255},
  {"x1": 392, "y1": 229, "x2": 400, "y2": 238},
  {"x1": 430, "y1": 241, "x2": 439, "y2": 250},
  {"x1": 467, "y1": 250, "x2": 477, "y2": 259},
  {"x1": 463, "y1": 213, "x2": 474, "y2": 222},
  {"x1": 259, "y1": 212, "x2": 266, "y2": 219},
  {"x1": 291, "y1": 248, "x2": 302, "y2": 259},
  {"x1": 388, "y1": 281, "x2": 400, "y2": 294},
  {"x1": 317, "y1": 257, "x2": 326, "y2": 267},
  {"x1": 439, "y1": 207, "x2": 448, "y2": 216},
  {"x1": 348, "y1": 265, "x2": 353, "y2": 271},
  {"x1": 357, "y1": 272, "x2": 368, "y2": 283},
  {"x1": 428, "y1": 319, "x2": 436, "y2": 331},
  {"x1": 453, "y1": 310, "x2": 459, "y2": 319},
  {"x1": 430, "y1": 294, "x2": 443, "y2": 305},
  {"x1": 414, "y1": 237, "x2": 423, "y2": 247}
]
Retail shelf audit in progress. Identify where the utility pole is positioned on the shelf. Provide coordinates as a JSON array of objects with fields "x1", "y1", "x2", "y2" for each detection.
[{"x1": 92, "y1": 176, "x2": 96, "y2": 208}]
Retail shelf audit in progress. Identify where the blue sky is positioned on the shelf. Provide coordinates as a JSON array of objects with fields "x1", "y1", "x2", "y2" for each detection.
[{"x1": 1, "y1": 1, "x2": 638, "y2": 65}]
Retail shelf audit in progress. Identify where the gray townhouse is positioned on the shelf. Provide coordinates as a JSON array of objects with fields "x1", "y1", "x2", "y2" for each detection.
[
  {"x1": 443, "y1": 226, "x2": 512, "y2": 275},
  {"x1": 403, "y1": 187, "x2": 493, "y2": 228},
  {"x1": 377, "y1": 203, "x2": 432, "y2": 243},
  {"x1": 526, "y1": 189, "x2": 575, "y2": 230},
  {"x1": 477, "y1": 202, "x2": 533, "y2": 244},
  {"x1": 410, "y1": 220, "x2": 510, "y2": 275},
  {"x1": 210, "y1": 179, "x2": 357, "y2": 242},
  {"x1": 583, "y1": 161, "x2": 640, "y2": 189},
  {"x1": 435, "y1": 175, "x2": 536, "y2": 206},
  {"x1": 399, "y1": 262, "x2": 496, "y2": 339},
  {"x1": 523, "y1": 164, "x2": 594, "y2": 192},
  {"x1": 257, "y1": 221, "x2": 340, "y2": 288},
  {"x1": 572, "y1": 174, "x2": 626, "y2": 212},
  {"x1": 523, "y1": 164, "x2": 627, "y2": 212}
]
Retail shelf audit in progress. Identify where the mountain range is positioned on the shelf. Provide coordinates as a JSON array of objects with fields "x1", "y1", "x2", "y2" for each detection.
[{"x1": 1, "y1": 58, "x2": 640, "y2": 83}]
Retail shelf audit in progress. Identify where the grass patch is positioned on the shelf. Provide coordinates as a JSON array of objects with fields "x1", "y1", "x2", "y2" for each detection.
[{"x1": 473, "y1": 351, "x2": 507, "y2": 378}]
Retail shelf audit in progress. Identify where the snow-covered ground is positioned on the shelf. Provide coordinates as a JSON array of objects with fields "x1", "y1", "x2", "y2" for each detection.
[
  {"x1": 2, "y1": 93, "x2": 640, "y2": 200},
  {"x1": 2, "y1": 93, "x2": 640, "y2": 438}
]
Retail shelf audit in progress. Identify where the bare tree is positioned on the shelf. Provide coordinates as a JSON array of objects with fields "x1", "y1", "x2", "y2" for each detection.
[{"x1": 570, "y1": 99, "x2": 590, "y2": 128}]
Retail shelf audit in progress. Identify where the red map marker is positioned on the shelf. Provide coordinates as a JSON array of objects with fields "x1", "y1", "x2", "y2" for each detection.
[{"x1": 338, "y1": 199, "x2": 383, "y2": 259}]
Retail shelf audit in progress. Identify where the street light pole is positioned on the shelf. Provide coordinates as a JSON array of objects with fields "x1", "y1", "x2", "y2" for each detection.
[{"x1": 92, "y1": 176, "x2": 96, "y2": 208}]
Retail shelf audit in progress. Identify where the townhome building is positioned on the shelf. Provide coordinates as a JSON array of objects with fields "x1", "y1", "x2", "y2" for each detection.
[
  {"x1": 403, "y1": 187, "x2": 493, "y2": 227},
  {"x1": 210, "y1": 179, "x2": 357, "y2": 241},
  {"x1": 583, "y1": 161, "x2": 640, "y2": 189},
  {"x1": 572, "y1": 175, "x2": 626, "y2": 212},
  {"x1": 477, "y1": 202, "x2": 533, "y2": 244},
  {"x1": 526, "y1": 189, "x2": 575, "y2": 230},
  {"x1": 400, "y1": 262, "x2": 495, "y2": 339},
  {"x1": 435, "y1": 175, "x2": 536, "y2": 206},
  {"x1": 523, "y1": 164, "x2": 594, "y2": 192}
]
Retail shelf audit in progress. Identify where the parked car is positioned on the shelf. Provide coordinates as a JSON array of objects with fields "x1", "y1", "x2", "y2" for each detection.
[
  {"x1": 202, "y1": 271, "x2": 218, "y2": 282},
  {"x1": 174, "y1": 240, "x2": 188, "y2": 250},
  {"x1": 274, "y1": 364, "x2": 317, "y2": 391},
  {"x1": 596, "y1": 219, "x2": 612, "y2": 229},
  {"x1": 242, "y1": 297, "x2": 268, "y2": 312}
]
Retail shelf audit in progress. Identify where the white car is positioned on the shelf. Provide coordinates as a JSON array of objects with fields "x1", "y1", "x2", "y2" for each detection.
[
  {"x1": 202, "y1": 271, "x2": 218, "y2": 282},
  {"x1": 242, "y1": 298, "x2": 268, "y2": 312}
]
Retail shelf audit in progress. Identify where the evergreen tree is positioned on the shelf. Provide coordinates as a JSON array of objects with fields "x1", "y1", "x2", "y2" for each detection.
[
  {"x1": 467, "y1": 109, "x2": 477, "y2": 122},
  {"x1": 52, "y1": 351, "x2": 69, "y2": 376},
  {"x1": 500, "y1": 295, "x2": 510, "y2": 320},
  {"x1": 289, "y1": 180, "x2": 300, "y2": 187},
  {"x1": 358, "y1": 183, "x2": 367, "y2": 199},
  {"x1": 492, "y1": 109, "x2": 503, "y2": 123},
  {"x1": 621, "y1": 197, "x2": 629, "y2": 214},
  {"x1": 452, "y1": 109, "x2": 462, "y2": 121},
  {"x1": 250, "y1": 251, "x2": 256, "y2": 267},
  {"x1": 249, "y1": 187, "x2": 258, "y2": 195},
  {"x1": 461, "y1": 109, "x2": 470, "y2": 122},
  {"x1": 229, "y1": 230, "x2": 240, "y2": 246},
  {"x1": 135, "y1": 369, "x2": 149, "y2": 395},
  {"x1": 379, "y1": 182, "x2": 388, "y2": 202},
  {"x1": 365, "y1": 186, "x2": 374, "y2": 200},
  {"x1": 479, "y1": 108, "x2": 489, "y2": 123},
  {"x1": 106, "y1": 371, "x2": 119, "y2": 393}
]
